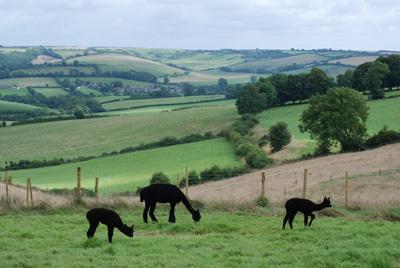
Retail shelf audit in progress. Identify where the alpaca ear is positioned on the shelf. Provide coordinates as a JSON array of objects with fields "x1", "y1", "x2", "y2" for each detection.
[{"x1": 131, "y1": 224, "x2": 134, "y2": 229}]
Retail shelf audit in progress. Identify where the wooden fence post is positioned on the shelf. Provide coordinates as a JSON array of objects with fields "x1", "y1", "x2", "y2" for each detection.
[
  {"x1": 76, "y1": 167, "x2": 81, "y2": 199},
  {"x1": 302, "y1": 169, "x2": 308, "y2": 199},
  {"x1": 26, "y1": 178, "x2": 29, "y2": 206},
  {"x1": 176, "y1": 173, "x2": 180, "y2": 187},
  {"x1": 28, "y1": 178, "x2": 33, "y2": 206},
  {"x1": 95, "y1": 177, "x2": 99, "y2": 201},
  {"x1": 185, "y1": 167, "x2": 188, "y2": 197},
  {"x1": 345, "y1": 171, "x2": 349, "y2": 208},
  {"x1": 261, "y1": 172, "x2": 266, "y2": 198},
  {"x1": 5, "y1": 172, "x2": 9, "y2": 204}
]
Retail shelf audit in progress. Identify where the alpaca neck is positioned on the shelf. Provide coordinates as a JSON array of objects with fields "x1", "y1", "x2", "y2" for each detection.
[
  {"x1": 116, "y1": 223, "x2": 130, "y2": 235},
  {"x1": 180, "y1": 193, "x2": 196, "y2": 214},
  {"x1": 314, "y1": 202, "x2": 327, "y2": 211}
]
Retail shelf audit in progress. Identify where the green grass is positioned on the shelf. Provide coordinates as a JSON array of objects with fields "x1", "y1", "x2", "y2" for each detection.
[
  {"x1": 0, "y1": 105, "x2": 238, "y2": 166},
  {"x1": 10, "y1": 139, "x2": 241, "y2": 193},
  {"x1": 32, "y1": 87, "x2": 68, "y2": 97},
  {"x1": 67, "y1": 53, "x2": 184, "y2": 76},
  {"x1": 102, "y1": 95, "x2": 225, "y2": 110},
  {"x1": 169, "y1": 70, "x2": 257, "y2": 85},
  {"x1": 0, "y1": 100, "x2": 41, "y2": 114},
  {"x1": 95, "y1": 95, "x2": 131, "y2": 103},
  {"x1": 77, "y1": 87, "x2": 103, "y2": 96},
  {"x1": 68, "y1": 76, "x2": 154, "y2": 88},
  {"x1": 0, "y1": 77, "x2": 60, "y2": 87},
  {"x1": 0, "y1": 87, "x2": 30, "y2": 96},
  {"x1": 12, "y1": 66, "x2": 96, "y2": 76},
  {"x1": 328, "y1": 56, "x2": 378, "y2": 66},
  {"x1": 0, "y1": 210, "x2": 398, "y2": 267}
]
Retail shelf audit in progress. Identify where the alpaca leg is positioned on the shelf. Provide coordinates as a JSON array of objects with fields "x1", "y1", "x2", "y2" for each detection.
[
  {"x1": 87, "y1": 220, "x2": 99, "y2": 238},
  {"x1": 308, "y1": 213, "x2": 315, "y2": 227},
  {"x1": 107, "y1": 226, "x2": 114, "y2": 243},
  {"x1": 304, "y1": 214, "x2": 309, "y2": 227},
  {"x1": 149, "y1": 203, "x2": 158, "y2": 223},
  {"x1": 282, "y1": 212, "x2": 289, "y2": 229},
  {"x1": 169, "y1": 203, "x2": 176, "y2": 223},
  {"x1": 288, "y1": 211, "x2": 297, "y2": 229},
  {"x1": 143, "y1": 202, "x2": 150, "y2": 223}
]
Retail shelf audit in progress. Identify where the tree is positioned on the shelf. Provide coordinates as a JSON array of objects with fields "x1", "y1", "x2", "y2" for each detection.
[
  {"x1": 217, "y1": 78, "x2": 228, "y2": 91},
  {"x1": 306, "y1": 67, "x2": 333, "y2": 96},
  {"x1": 269, "y1": 122, "x2": 291, "y2": 152},
  {"x1": 182, "y1": 83, "x2": 195, "y2": 96},
  {"x1": 364, "y1": 61, "x2": 390, "y2": 99},
  {"x1": 336, "y1": 70, "x2": 354, "y2": 88},
  {"x1": 269, "y1": 73, "x2": 288, "y2": 104},
  {"x1": 256, "y1": 77, "x2": 277, "y2": 107},
  {"x1": 235, "y1": 84, "x2": 267, "y2": 114},
  {"x1": 1, "y1": 121, "x2": 6, "y2": 127},
  {"x1": 352, "y1": 62, "x2": 373, "y2": 92},
  {"x1": 74, "y1": 109, "x2": 85, "y2": 119},
  {"x1": 73, "y1": 60, "x2": 79, "y2": 66},
  {"x1": 163, "y1": 75, "x2": 170, "y2": 84},
  {"x1": 299, "y1": 87, "x2": 369, "y2": 153},
  {"x1": 377, "y1": 55, "x2": 400, "y2": 89},
  {"x1": 250, "y1": 75, "x2": 258, "y2": 83}
]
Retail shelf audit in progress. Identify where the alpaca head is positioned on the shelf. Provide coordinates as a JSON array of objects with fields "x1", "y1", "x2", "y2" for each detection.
[
  {"x1": 192, "y1": 209, "x2": 201, "y2": 222},
  {"x1": 322, "y1": 196, "x2": 332, "y2": 208},
  {"x1": 124, "y1": 224, "x2": 134, "y2": 237}
]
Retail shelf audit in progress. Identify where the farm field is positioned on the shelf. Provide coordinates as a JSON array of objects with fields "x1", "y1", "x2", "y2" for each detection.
[
  {"x1": 9, "y1": 138, "x2": 241, "y2": 193},
  {"x1": 102, "y1": 95, "x2": 225, "y2": 110},
  {"x1": 169, "y1": 70, "x2": 257, "y2": 85},
  {"x1": 11, "y1": 66, "x2": 96, "y2": 76},
  {"x1": 67, "y1": 53, "x2": 184, "y2": 76},
  {"x1": 0, "y1": 210, "x2": 398, "y2": 267},
  {"x1": 77, "y1": 87, "x2": 103, "y2": 96},
  {"x1": 99, "y1": 100, "x2": 235, "y2": 115},
  {"x1": 0, "y1": 100, "x2": 41, "y2": 114},
  {"x1": 0, "y1": 87, "x2": 30, "y2": 96},
  {"x1": 328, "y1": 56, "x2": 379, "y2": 66},
  {"x1": 95, "y1": 95, "x2": 131, "y2": 103},
  {"x1": 0, "y1": 77, "x2": 60, "y2": 88},
  {"x1": 32, "y1": 87, "x2": 67, "y2": 97},
  {"x1": 0, "y1": 105, "x2": 238, "y2": 166},
  {"x1": 69, "y1": 76, "x2": 154, "y2": 88}
]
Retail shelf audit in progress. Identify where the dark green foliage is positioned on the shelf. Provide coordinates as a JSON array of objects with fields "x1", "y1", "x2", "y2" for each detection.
[
  {"x1": 74, "y1": 109, "x2": 85, "y2": 119},
  {"x1": 377, "y1": 55, "x2": 400, "y2": 89},
  {"x1": 231, "y1": 114, "x2": 259, "y2": 135},
  {"x1": 336, "y1": 70, "x2": 354, "y2": 88},
  {"x1": 150, "y1": 172, "x2": 170, "y2": 184},
  {"x1": 199, "y1": 165, "x2": 247, "y2": 181},
  {"x1": 306, "y1": 67, "x2": 333, "y2": 96},
  {"x1": 187, "y1": 170, "x2": 200, "y2": 185},
  {"x1": 245, "y1": 149, "x2": 272, "y2": 168},
  {"x1": 256, "y1": 77, "x2": 276, "y2": 107},
  {"x1": 217, "y1": 77, "x2": 228, "y2": 91},
  {"x1": 255, "y1": 196, "x2": 269, "y2": 207},
  {"x1": 365, "y1": 126, "x2": 400, "y2": 149},
  {"x1": 48, "y1": 187, "x2": 95, "y2": 197},
  {"x1": 365, "y1": 62, "x2": 390, "y2": 99},
  {"x1": 1, "y1": 121, "x2": 6, "y2": 127},
  {"x1": 269, "y1": 122, "x2": 291, "y2": 152},
  {"x1": 352, "y1": 62, "x2": 373, "y2": 92},
  {"x1": 236, "y1": 84, "x2": 267, "y2": 114},
  {"x1": 300, "y1": 87, "x2": 369, "y2": 153}
]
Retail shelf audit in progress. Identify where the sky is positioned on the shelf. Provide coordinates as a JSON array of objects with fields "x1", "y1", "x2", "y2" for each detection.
[{"x1": 0, "y1": 0, "x2": 399, "y2": 50}]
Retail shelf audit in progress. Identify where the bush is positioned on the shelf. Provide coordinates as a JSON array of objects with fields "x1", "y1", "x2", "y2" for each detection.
[
  {"x1": 150, "y1": 172, "x2": 170, "y2": 184},
  {"x1": 255, "y1": 196, "x2": 269, "y2": 207},
  {"x1": 199, "y1": 165, "x2": 247, "y2": 182},
  {"x1": 188, "y1": 170, "x2": 200, "y2": 185},
  {"x1": 245, "y1": 148, "x2": 272, "y2": 168},
  {"x1": 365, "y1": 126, "x2": 400, "y2": 148},
  {"x1": 269, "y1": 122, "x2": 291, "y2": 152}
]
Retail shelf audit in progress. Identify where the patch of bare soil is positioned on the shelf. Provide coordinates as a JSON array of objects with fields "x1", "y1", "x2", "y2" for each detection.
[
  {"x1": 189, "y1": 143, "x2": 400, "y2": 208},
  {"x1": 31, "y1": 55, "x2": 62, "y2": 65}
]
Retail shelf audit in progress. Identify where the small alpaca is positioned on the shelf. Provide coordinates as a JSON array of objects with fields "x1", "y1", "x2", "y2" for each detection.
[
  {"x1": 283, "y1": 197, "x2": 331, "y2": 229},
  {"x1": 86, "y1": 208, "x2": 134, "y2": 243},
  {"x1": 140, "y1": 184, "x2": 201, "y2": 223}
]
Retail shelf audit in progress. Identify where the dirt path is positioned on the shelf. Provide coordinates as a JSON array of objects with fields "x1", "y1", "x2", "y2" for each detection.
[{"x1": 189, "y1": 144, "x2": 400, "y2": 207}]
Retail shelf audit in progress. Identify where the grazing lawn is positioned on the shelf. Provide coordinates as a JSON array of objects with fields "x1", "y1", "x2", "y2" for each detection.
[
  {"x1": 33, "y1": 87, "x2": 68, "y2": 97},
  {"x1": 0, "y1": 210, "x2": 398, "y2": 267},
  {"x1": 0, "y1": 100, "x2": 41, "y2": 114},
  {"x1": 10, "y1": 139, "x2": 241, "y2": 193}
]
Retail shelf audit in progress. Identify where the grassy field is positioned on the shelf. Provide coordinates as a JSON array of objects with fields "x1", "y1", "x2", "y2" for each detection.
[
  {"x1": 0, "y1": 87, "x2": 30, "y2": 96},
  {"x1": 0, "y1": 210, "x2": 398, "y2": 267},
  {"x1": 328, "y1": 56, "x2": 378, "y2": 66},
  {"x1": 99, "y1": 100, "x2": 235, "y2": 115},
  {"x1": 169, "y1": 70, "x2": 257, "y2": 85},
  {"x1": 12, "y1": 66, "x2": 96, "y2": 76},
  {"x1": 102, "y1": 95, "x2": 225, "y2": 110},
  {"x1": 77, "y1": 87, "x2": 103, "y2": 96},
  {"x1": 69, "y1": 76, "x2": 154, "y2": 88},
  {"x1": 33, "y1": 87, "x2": 68, "y2": 97},
  {"x1": 10, "y1": 139, "x2": 241, "y2": 192},
  {"x1": 0, "y1": 100, "x2": 41, "y2": 114},
  {"x1": 67, "y1": 53, "x2": 184, "y2": 76},
  {"x1": 0, "y1": 105, "x2": 238, "y2": 166},
  {"x1": 95, "y1": 95, "x2": 131, "y2": 103},
  {"x1": 0, "y1": 77, "x2": 60, "y2": 88}
]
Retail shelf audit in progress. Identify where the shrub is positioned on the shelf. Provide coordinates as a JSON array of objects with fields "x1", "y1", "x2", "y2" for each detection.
[
  {"x1": 255, "y1": 196, "x2": 269, "y2": 207},
  {"x1": 269, "y1": 122, "x2": 291, "y2": 152},
  {"x1": 150, "y1": 172, "x2": 170, "y2": 184},
  {"x1": 245, "y1": 148, "x2": 272, "y2": 168},
  {"x1": 199, "y1": 165, "x2": 247, "y2": 182},
  {"x1": 188, "y1": 170, "x2": 201, "y2": 185},
  {"x1": 258, "y1": 134, "x2": 269, "y2": 147},
  {"x1": 365, "y1": 126, "x2": 400, "y2": 148}
]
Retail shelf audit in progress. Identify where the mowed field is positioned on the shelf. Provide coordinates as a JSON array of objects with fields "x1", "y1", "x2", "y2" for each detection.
[
  {"x1": 0, "y1": 105, "x2": 238, "y2": 165},
  {"x1": 0, "y1": 210, "x2": 398, "y2": 267},
  {"x1": 9, "y1": 139, "x2": 241, "y2": 193},
  {"x1": 0, "y1": 100, "x2": 41, "y2": 114},
  {"x1": 102, "y1": 95, "x2": 225, "y2": 110},
  {"x1": 169, "y1": 70, "x2": 257, "y2": 85},
  {"x1": 67, "y1": 53, "x2": 184, "y2": 76}
]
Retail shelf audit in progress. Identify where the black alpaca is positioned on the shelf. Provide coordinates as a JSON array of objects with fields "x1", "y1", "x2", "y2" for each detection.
[
  {"x1": 86, "y1": 208, "x2": 134, "y2": 243},
  {"x1": 283, "y1": 197, "x2": 331, "y2": 229},
  {"x1": 140, "y1": 184, "x2": 201, "y2": 223}
]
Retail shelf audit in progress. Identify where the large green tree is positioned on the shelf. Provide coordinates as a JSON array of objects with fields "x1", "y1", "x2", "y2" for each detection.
[
  {"x1": 269, "y1": 73, "x2": 288, "y2": 104},
  {"x1": 364, "y1": 61, "x2": 390, "y2": 99},
  {"x1": 299, "y1": 87, "x2": 369, "y2": 153},
  {"x1": 256, "y1": 77, "x2": 277, "y2": 107},
  {"x1": 352, "y1": 62, "x2": 374, "y2": 92},
  {"x1": 377, "y1": 55, "x2": 400, "y2": 89},
  {"x1": 306, "y1": 67, "x2": 333, "y2": 96},
  {"x1": 336, "y1": 70, "x2": 354, "y2": 88},
  {"x1": 236, "y1": 85, "x2": 267, "y2": 114}
]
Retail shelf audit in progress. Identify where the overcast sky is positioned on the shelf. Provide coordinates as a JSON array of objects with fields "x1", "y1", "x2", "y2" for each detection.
[{"x1": 0, "y1": 0, "x2": 399, "y2": 50}]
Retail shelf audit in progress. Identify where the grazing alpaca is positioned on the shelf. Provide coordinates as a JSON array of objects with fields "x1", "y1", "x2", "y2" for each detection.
[
  {"x1": 86, "y1": 208, "x2": 134, "y2": 243},
  {"x1": 282, "y1": 197, "x2": 331, "y2": 229},
  {"x1": 140, "y1": 184, "x2": 201, "y2": 223}
]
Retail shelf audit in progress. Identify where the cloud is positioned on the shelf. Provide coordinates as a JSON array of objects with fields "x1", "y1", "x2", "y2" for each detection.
[{"x1": 0, "y1": 0, "x2": 398, "y2": 50}]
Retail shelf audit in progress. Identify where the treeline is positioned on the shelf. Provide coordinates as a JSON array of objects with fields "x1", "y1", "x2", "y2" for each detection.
[
  {"x1": 234, "y1": 55, "x2": 400, "y2": 114},
  {"x1": 1, "y1": 132, "x2": 218, "y2": 171}
]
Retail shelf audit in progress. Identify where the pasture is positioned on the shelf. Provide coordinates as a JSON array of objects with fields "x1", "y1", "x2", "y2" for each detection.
[
  {"x1": 9, "y1": 138, "x2": 241, "y2": 193},
  {"x1": 169, "y1": 70, "x2": 257, "y2": 85},
  {"x1": 102, "y1": 95, "x2": 225, "y2": 110},
  {"x1": 0, "y1": 100, "x2": 41, "y2": 114},
  {"x1": 0, "y1": 209, "x2": 398, "y2": 267},
  {"x1": 67, "y1": 53, "x2": 184, "y2": 76},
  {"x1": 0, "y1": 105, "x2": 238, "y2": 166},
  {"x1": 69, "y1": 76, "x2": 154, "y2": 88},
  {"x1": 32, "y1": 87, "x2": 68, "y2": 97},
  {"x1": 0, "y1": 77, "x2": 60, "y2": 88},
  {"x1": 0, "y1": 87, "x2": 30, "y2": 96},
  {"x1": 12, "y1": 66, "x2": 96, "y2": 76}
]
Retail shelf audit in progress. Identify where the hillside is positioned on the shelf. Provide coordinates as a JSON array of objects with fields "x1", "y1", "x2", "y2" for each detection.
[{"x1": 189, "y1": 143, "x2": 400, "y2": 207}]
